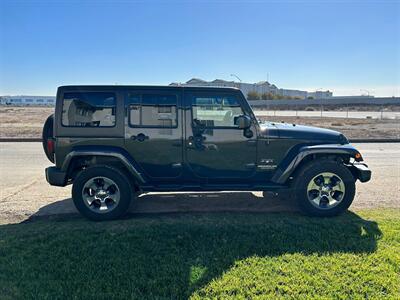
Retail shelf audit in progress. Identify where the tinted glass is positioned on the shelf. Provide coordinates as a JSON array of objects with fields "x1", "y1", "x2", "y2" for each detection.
[
  {"x1": 192, "y1": 96, "x2": 243, "y2": 127},
  {"x1": 62, "y1": 92, "x2": 116, "y2": 127},
  {"x1": 128, "y1": 94, "x2": 177, "y2": 127}
]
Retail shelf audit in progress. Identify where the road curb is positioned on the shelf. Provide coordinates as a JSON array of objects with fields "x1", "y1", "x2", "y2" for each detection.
[
  {"x1": 0, "y1": 138, "x2": 42, "y2": 142},
  {"x1": 0, "y1": 138, "x2": 399, "y2": 143},
  {"x1": 348, "y1": 139, "x2": 400, "y2": 143}
]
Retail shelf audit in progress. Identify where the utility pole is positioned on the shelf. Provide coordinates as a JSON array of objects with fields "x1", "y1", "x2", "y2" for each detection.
[
  {"x1": 230, "y1": 74, "x2": 242, "y2": 90},
  {"x1": 360, "y1": 89, "x2": 370, "y2": 96},
  {"x1": 230, "y1": 74, "x2": 242, "y2": 83}
]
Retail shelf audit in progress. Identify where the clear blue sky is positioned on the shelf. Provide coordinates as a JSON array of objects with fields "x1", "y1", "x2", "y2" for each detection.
[{"x1": 0, "y1": 0, "x2": 399, "y2": 96}]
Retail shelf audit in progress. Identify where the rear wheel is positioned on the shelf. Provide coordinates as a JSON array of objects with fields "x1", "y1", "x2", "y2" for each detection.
[
  {"x1": 72, "y1": 165, "x2": 134, "y2": 221},
  {"x1": 292, "y1": 160, "x2": 355, "y2": 217}
]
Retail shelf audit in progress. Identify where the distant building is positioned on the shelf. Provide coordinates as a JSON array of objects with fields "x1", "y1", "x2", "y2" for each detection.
[
  {"x1": 307, "y1": 90, "x2": 333, "y2": 99},
  {"x1": 0, "y1": 82, "x2": 335, "y2": 105},
  {"x1": 0, "y1": 95, "x2": 55, "y2": 106},
  {"x1": 330, "y1": 95, "x2": 373, "y2": 99},
  {"x1": 170, "y1": 78, "x2": 332, "y2": 99}
]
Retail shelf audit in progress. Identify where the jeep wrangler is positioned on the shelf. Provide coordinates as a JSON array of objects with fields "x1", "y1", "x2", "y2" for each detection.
[{"x1": 43, "y1": 85, "x2": 371, "y2": 220}]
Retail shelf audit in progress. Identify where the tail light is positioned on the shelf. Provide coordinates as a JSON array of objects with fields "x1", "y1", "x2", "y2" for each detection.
[{"x1": 47, "y1": 138, "x2": 55, "y2": 154}]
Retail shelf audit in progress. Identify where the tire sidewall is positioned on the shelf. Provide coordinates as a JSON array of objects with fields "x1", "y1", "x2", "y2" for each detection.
[
  {"x1": 293, "y1": 160, "x2": 355, "y2": 217},
  {"x1": 72, "y1": 166, "x2": 133, "y2": 221}
]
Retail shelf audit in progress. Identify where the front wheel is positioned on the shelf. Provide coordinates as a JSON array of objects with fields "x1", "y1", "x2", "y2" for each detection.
[
  {"x1": 72, "y1": 165, "x2": 134, "y2": 221},
  {"x1": 292, "y1": 160, "x2": 355, "y2": 217}
]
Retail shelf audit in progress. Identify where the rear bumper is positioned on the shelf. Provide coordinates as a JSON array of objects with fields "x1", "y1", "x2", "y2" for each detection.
[
  {"x1": 349, "y1": 163, "x2": 371, "y2": 183},
  {"x1": 45, "y1": 167, "x2": 67, "y2": 187}
]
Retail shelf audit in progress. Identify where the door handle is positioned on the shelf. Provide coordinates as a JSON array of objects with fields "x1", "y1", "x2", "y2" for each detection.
[{"x1": 131, "y1": 133, "x2": 149, "y2": 142}]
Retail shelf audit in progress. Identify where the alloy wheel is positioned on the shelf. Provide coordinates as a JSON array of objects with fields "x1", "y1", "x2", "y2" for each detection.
[
  {"x1": 82, "y1": 176, "x2": 120, "y2": 213},
  {"x1": 306, "y1": 172, "x2": 346, "y2": 210}
]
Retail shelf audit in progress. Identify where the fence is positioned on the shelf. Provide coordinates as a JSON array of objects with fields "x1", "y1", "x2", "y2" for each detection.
[
  {"x1": 249, "y1": 96, "x2": 400, "y2": 107},
  {"x1": 253, "y1": 107, "x2": 400, "y2": 120},
  {"x1": 249, "y1": 97, "x2": 400, "y2": 120}
]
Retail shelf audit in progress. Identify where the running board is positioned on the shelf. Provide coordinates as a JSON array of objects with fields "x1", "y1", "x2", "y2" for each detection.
[{"x1": 140, "y1": 183, "x2": 287, "y2": 192}]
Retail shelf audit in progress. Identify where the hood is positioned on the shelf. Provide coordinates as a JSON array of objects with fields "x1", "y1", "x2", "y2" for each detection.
[{"x1": 259, "y1": 122, "x2": 348, "y2": 144}]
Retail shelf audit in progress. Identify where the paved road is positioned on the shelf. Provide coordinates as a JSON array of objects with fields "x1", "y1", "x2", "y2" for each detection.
[
  {"x1": 0, "y1": 142, "x2": 399, "y2": 224},
  {"x1": 254, "y1": 110, "x2": 400, "y2": 119}
]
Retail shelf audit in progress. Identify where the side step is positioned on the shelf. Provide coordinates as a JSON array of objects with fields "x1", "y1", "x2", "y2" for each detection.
[{"x1": 140, "y1": 183, "x2": 287, "y2": 192}]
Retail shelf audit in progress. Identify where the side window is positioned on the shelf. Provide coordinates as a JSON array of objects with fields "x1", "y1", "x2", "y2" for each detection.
[
  {"x1": 128, "y1": 94, "x2": 177, "y2": 128},
  {"x1": 192, "y1": 95, "x2": 244, "y2": 128},
  {"x1": 62, "y1": 92, "x2": 116, "y2": 127}
]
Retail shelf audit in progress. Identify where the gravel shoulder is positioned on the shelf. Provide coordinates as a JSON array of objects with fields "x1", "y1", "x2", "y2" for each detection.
[{"x1": 0, "y1": 142, "x2": 399, "y2": 224}]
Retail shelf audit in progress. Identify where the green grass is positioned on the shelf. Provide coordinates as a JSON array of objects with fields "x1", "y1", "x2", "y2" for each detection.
[{"x1": 0, "y1": 209, "x2": 399, "y2": 299}]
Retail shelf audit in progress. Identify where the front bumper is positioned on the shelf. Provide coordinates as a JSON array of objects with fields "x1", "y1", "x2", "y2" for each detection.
[
  {"x1": 45, "y1": 167, "x2": 68, "y2": 187},
  {"x1": 349, "y1": 163, "x2": 371, "y2": 183}
]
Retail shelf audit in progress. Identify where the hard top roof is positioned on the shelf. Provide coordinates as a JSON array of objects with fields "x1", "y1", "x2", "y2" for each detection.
[{"x1": 58, "y1": 85, "x2": 240, "y2": 93}]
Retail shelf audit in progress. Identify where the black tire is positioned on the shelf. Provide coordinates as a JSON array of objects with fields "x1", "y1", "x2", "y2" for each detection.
[
  {"x1": 292, "y1": 159, "x2": 355, "y2": 217},
  {"x1": 72, "y1": 165, "x2": 134, "y2": 221},
  {"x1": 42, "y1": 114, "x2": 54, "y2": 163}
]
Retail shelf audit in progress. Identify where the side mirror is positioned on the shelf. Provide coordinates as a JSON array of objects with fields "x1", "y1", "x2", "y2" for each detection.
[{"x1": 235, "y1": 115, "x2": 251, "y2": 129}]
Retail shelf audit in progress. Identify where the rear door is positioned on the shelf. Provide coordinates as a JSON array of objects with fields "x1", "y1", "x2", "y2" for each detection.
[
  {"x1": 124, "y1": 89, "x2": 183, "y2": 181},
  {"x1": 184, "y1": 90, "x2": 258, "y2": 180}
]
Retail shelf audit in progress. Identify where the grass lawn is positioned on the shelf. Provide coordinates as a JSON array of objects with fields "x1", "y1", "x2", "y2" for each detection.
[{"x1": 0, "y1": 209, "x2": 399, "y2": 299}]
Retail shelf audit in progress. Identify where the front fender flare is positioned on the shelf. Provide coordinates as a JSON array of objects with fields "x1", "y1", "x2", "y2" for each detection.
[{"x1": 271, "y1": 144, "x2": 362, "y2": 184}]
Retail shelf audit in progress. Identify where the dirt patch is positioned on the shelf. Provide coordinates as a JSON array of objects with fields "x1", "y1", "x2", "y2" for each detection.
[{"x1": 0, "y1": 106, "x2": 53, "y2": 138}]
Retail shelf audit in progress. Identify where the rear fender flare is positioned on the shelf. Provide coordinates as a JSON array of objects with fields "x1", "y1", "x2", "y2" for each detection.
[
  {"x1": 61, "y1": 147, "x2": 146, "y2": 184},
  {"x1": 271, "y1": 144, "x2": 361, "y2": 184}
]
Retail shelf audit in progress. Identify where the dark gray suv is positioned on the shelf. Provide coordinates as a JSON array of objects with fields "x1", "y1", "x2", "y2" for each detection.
[{"x1": 43, "y1": 85, "x2": 371, "y2": 220}]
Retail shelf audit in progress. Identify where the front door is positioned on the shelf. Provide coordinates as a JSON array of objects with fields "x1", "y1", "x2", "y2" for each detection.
[
  {"x1": 185, "y1": 91, "x2": 257, "y2": 180},
  {"x1": 124, "y1": 89, "x2": 183, "y2": 180}
]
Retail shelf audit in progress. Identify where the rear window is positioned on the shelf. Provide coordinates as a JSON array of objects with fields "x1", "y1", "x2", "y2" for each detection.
[{"x1": 62, "y1": 92, "x2": 116, "y2": 127}]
